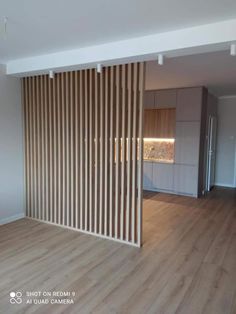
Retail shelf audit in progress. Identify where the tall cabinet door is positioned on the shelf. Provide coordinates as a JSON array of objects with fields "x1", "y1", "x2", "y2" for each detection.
[
  {"x1": 175, "y1": 122, "x2": 200, "y2": 165},
  {"x1": 144, "y1": 91, "x2": 155, "y2": 109},
  {"x1": 176, "y1": 88, "x2": 202, "y2": 121},
  {"x1": 155, "y1": 89, "x2": 177, "y2": 108},
  {"x1": 175, "y1": 87, "x2": 203, "y2": 197}
]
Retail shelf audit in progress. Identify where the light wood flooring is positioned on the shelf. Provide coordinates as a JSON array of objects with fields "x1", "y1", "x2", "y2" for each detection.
[{"x1": 0, "y1": 187, "x2": 236, "y2": 314}]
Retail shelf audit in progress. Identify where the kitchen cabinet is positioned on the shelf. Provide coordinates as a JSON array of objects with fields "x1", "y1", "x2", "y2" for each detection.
[
  {"x1": 144, "y1": 108, "x2": 176, "y2": 138},
  {"x1": 143, "y1": 162, "x2": 153, "y2": 190},
  {"x1": 152, "y1": 163, "x2": 174, "y2": 191},
  {"x1": 144, "y1": 91, "x2": 155, "y2": 109},
  {"x1": 143, "y1": 86, "x2": 208, "y2": 197},
  {"x1": 175, "y1": 121, "x2": 200, "y2": 165},
  {"x1": 155, "y1": 89, "x2": 177, "y2": 108},
  {"x1": 176, "y1": 87, "x2": 202, "y2": 121},
  {"x1": 173, "y1": 164, "x2": 198, "y2": 196}
]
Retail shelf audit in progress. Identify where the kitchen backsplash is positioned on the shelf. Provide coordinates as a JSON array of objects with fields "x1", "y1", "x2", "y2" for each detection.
[{"x1": 143, "y1": 139, "x2": 175, "y2": 163}]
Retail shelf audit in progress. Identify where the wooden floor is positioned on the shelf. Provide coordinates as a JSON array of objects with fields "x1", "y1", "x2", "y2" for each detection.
[{"x1": 0, "y1": 187, "x2": 236, "y2": 314}]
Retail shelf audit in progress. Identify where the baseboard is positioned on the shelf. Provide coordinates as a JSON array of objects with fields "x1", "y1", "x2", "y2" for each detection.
[
  {"x1": 143, "y1": 187, "x2": 198, "y2": 198},
  {"x1": 214, "y1": 182, "x2": 235, "y2": 188},
  {"x1": 0, "y1": 213, "x2": 25, "y2": 225}
]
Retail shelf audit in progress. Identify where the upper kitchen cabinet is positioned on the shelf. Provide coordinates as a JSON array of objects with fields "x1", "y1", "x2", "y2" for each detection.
[
  {"x1": 176, "y1": 87, "x2": 203, "y2": 121},
  {"x1": 155, "y1": 89, "x2": 177, "y2": 108},
  {"x1": 144, "y1": 108, "x2": 176, "y2": 138},
  {"x1": 144, "y1": 91, "x2": 155, "y2": 108}
]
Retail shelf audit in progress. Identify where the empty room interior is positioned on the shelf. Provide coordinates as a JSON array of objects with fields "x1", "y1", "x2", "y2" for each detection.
[{"x1": 0, "y1": 1, "x2": 236, "y2": 313}]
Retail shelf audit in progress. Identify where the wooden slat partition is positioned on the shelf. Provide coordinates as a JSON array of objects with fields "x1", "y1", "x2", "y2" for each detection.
[{"x1": 23, "y1": 62, "x2": 145, "y2": 247}]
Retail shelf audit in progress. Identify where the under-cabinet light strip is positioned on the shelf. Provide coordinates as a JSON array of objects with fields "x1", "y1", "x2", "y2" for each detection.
[{"x1": 143, "y1": 138, "x2": 175, "y2": 142}]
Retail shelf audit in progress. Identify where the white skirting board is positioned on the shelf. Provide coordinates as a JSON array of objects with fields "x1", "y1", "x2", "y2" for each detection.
[
  {"x1": 214, "y1": 182, "x2": 235, "y2": 188},
  {"x1": 0, "y1": 213, "x2": 25, "y2": 225}
]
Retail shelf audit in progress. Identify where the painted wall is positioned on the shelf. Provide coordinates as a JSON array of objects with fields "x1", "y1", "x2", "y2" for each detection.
[
  {"x1": 0, "y1": 68, "x2": 24, "y2": 224},
  {"x1": 215, "y1": 96, "x2": 236, "y2": 187}
]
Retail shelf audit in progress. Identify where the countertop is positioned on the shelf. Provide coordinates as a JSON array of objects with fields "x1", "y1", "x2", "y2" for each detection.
[{"x1": 143, "y1": 159, "x2": 174, "y2": 164}]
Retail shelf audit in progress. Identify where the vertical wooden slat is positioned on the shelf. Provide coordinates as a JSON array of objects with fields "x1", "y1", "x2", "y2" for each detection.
[
  {"x1": 75, "y1": 71, "x2": 79, "y2": 229},
  {"x1": 52, "y1": 75, "x2": 57, "y2": 224},
  {"x1": 35, "y1": 77, "x2": 41, "y2": 221},
  {"x1": 46, "y1": 76, "x2": 50, "y2": 221},
  {"x1": 84, "y1": 70, "x2": 89, "y2": 231},
  {"x1": 39, "y1": 77, "x2": 44, "y2": 221},
  {"x1": 23, "y1": 78, "x2": 32, "y2": 216},
  {"x1": 61, "y1": 73, "x2": 66, "y2": 225},
  {"x1": 32, "y1": 77, "x2": 37, "y2": 218},
  {"x1": 94, "y1": 70, "x2": 99, "y2": 234},
  {"x1": 29, "y1": 77, "x2": 34, "y2": 218},
  {"x1": 126, "y1": 64, "x2": 132, "y2": 242},
  {"x1": 48, "y1": 76, "x2": 53, "y2": 222},
  {"x1": 57, "y1": 74, "x2": 61, "y2": 225},
  {"x1": 109, "y1": 67, "x2": 114, "y2": 237},
  {"x1": 79, "y1": 71, "x2": 84, "y2": 230},
  {"x1": 120, "y1": 64, "x2": 126, "y2": 241},
  {"x1": 137, "y1": 63, "x2": 145, "y2": 246},
  {"x1": 115, "y1": 66, "x2": 120, "y2": 239},
  {"x1": 104, "y1": 67, "x2": 109, "y2": 236},
  {"x1": 65, "y1": 72, "x2": 70, "y2": 226},
  {"x1": 99, "y1": 69, "x2": 104, "y2": 235},
  {"x1": 70, "y1": 71, "x2": 74, "y2": 228},
  {"x1": 23, "y1": 79, "x2": 30, "y2": 217},
  {"x1": 89, "y1": 69, "x2": 93, "y2": 232},
  {"x1": 43, "y1": 76, "x2": 48, "y2": 222},
  {"x1": 132, "y1": 63, "x2": 138, "y2": 243}
]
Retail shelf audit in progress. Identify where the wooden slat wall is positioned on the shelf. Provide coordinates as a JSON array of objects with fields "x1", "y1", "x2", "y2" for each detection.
[{"x1": 23, "y1": 63, "x2": 145, "y2": 247}]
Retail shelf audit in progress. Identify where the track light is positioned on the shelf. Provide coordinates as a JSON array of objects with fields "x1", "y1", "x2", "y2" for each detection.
[
  {"x1": 97, "y1": 63, "x2": 102, "y2": 73},
  {"x1": 49, "y1": 70, "x2": 54, "y2": 79},
  {"x1": 230, "y1": 44, "x2": 236, "y2": 56},
  {"x1": 0, "y1": 16, "x2": 8, "y2": 39},
  {"x1": 157, "y1": 54, "x2": 164, "y2": 65}
]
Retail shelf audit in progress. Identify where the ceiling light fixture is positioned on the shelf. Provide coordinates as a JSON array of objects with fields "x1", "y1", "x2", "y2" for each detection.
[
  {"x1": 0, "y1": 16, "x2": 8, "y2": 39},
  {"x1": 97, "y1": 63, "x2": 102, "y2": 73},
  {"x1": 157, "y1": 54, "x2": 164, "y2": 65},
  {"x1": 230, "y1": 44, "x2": 236, "y2": 56},
  {"x1": 49, "y1": 70, "x2": 54, "y2": 79}
]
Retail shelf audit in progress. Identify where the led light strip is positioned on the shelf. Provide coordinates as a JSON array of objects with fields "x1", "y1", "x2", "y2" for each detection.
[{"x1": 144, "y1": 138, "x2": 175, "y2": 142}]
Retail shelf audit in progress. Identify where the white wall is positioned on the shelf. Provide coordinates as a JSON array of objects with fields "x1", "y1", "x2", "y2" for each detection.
[
  {"x1": 215, "y1": 96, "x2": 236, "y2": 187},
  {"x1": 0, "y1": 69, "x2": 24, "y2": 224}
]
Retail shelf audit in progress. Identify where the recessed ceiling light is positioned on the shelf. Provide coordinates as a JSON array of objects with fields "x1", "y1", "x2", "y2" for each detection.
[
  {"x1": 0, "y1": 16, "x2": 8, "y2": 39},
  {"x1": 230, "y1": 44, "x2": 236, "y2": 56},
  {"x1": 157, "y1": 54, "x2": 164, "y2": 65},
  {"x1": 97, "y1": 63, "x2": 102, "y2": 73},
  {"x1": 49, "y1": 70, "x2": 54, "y2": 79}
]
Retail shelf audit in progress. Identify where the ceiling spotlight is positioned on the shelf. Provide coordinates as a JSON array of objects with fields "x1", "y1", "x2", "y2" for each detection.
[
  {"x1": 97, "y1": 63, "x2": 102, "y2": 73},
  {"x1": 49, "y1": 70, "x2": 54, "y2": 79},
  {"x1": 157, "y1": 54, "x2": 164, "y2": 65},
  {"x1": 230, "y1": 44, "x2": 236, "y2": 56},
  {"x1": 0, "y1": 16, "x2": 8, "y2": 39}
]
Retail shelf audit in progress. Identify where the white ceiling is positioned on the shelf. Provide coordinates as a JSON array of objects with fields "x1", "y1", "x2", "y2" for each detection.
[
  {"x1": 0, "y1": 0, "x2": 236, "y2": 62},
  {"x1": 146, "y1": 50, "x2": 236, "y2": 97}
]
